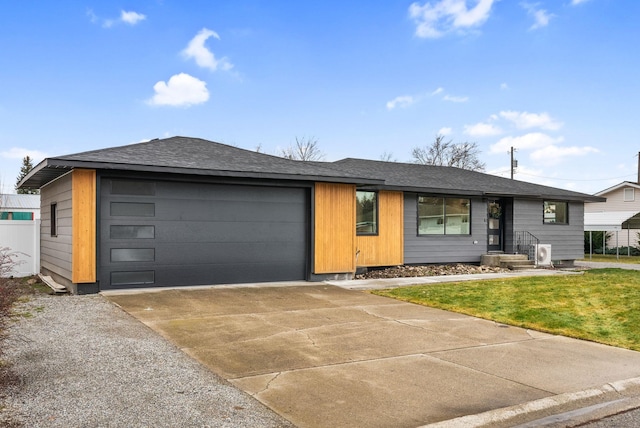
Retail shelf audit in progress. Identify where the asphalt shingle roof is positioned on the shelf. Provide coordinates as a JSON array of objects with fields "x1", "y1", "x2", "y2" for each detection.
[
  {"x1": 19, "y1": 137, "x2": 382, "y2": 188},
  {"x1": 18, "y1": 136, "x2": 603, "y2": 202},
  {"x1": 330, "y1": 158, "x2": 603, "y2": 202}
]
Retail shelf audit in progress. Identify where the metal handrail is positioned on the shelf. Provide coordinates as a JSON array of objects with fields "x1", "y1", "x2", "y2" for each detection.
[{"x1": 514, "y1": 230, "x2": 540, "y2": 261}]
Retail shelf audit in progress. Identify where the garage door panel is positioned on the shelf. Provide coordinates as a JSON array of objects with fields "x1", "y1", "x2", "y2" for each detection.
[
  {"x1": 100, "y1": 178, "x2": 309, "y2": 289},
  {"x1": 151, "y1": 199, "x2": 305, "y2": 223},
  {"x1": 154, "y1": 220, "x2": 306, "y2": 242},
  {"x1": 155, "y1": 182, "x2": 304, "y2": 204},
  {"x1": 151, "y1": 242, "x2": 307, "y2": 265},
  {"x1": 105, "y1": 261, "x2": 305, "y2": 289}
]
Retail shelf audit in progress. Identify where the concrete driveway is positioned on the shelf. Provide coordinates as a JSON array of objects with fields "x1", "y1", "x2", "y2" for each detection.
[{"x1": 105, "y1": 283, "x2": 640, "y2": 428}]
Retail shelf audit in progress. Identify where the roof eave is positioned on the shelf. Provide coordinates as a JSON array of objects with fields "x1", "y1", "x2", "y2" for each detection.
[{"x1": 18, "y1": 159, "x2": 385, "y2": 188}]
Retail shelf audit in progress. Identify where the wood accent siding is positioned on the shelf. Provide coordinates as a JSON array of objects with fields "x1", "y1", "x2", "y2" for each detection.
[
  {"x1": 355, "y1": 191, "x2": 404, "y2": 267},
  {"x1": 72, "y1": 169, "x2": 96, "y2": 283},
  {"x1": 512, "y1": 199, "x2": 584, "y2": 261},
  {"x1": 403, "y1": 193, "x2": 487, "y2": 264},
  {"x1": 314, "y1": 182, "x2": 355, "y2": 273},
  {"x1": 40, "y1": 172, "x2": 73, "y2": 283}
]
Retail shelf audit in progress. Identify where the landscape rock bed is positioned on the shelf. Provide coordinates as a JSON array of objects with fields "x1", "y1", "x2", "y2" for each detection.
[{"x1": 355, "y1": 264, "x2": 509, "y2": 279}]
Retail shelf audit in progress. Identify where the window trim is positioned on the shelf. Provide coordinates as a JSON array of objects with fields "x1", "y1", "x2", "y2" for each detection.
[
  {"x1": 356, "y1": 190, "x2": 379, "y2": 236},
  {"x1": 50, "y1": 203, "x2": 58, "y2": 237},
  {"x1": 624, "y1": 188, "x2": 635, "y2": 202},
  {"x1": 417, "y1": 195, "x2": 472, "y2": 236},
  {"x1": 543, "y1": 200, "x2": 569, "y2": 225}
]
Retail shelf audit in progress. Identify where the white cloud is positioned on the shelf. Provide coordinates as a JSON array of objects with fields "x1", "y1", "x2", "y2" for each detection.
[
  {"x1": 87, "y1": 9, "x2": 98, "y2": 24},
  {"x1": 182, "y1": 28, "x2": 233, "y2": 72},
  {"x1": 89, "y1": 9, "x2": 146, "y2": 28},
  {"x1": 571, "y1": 0, "x2": 590, "y2": 5},
  {"x1": 443, "y1": 94, "x2": 469, "y2": 103},
  {"x1": 0, "y1": 147, "x2": 48, "y2": 161},
  {"x1": 121, "y1": 10, "x2": 146, "y2": 25},
  {"x1": 490, "y1": 132, "x2": 564, "y2": 153},
  {"x1": 521, "y1": 3, "x2": 554, "y2": 30},
  {"x1": 147, "y1": 73, "x2": 209, "y2": 107},
  {"x1": 530, "y1": 145, "x2": 599, "y2": 164},
  {"x1": 499, "y1": 110, "x2": 563, "y2": 130},
  {"x1": 431, "y1": 87, "x2": 444, "y2": 95},
  {"x1": 464, "y1": 122, "x2": 503, "y2": 137},
  {"x1": 409, "y1": 0, "x2": 496, "y2": 38},
  {"x1": 438, "y1": 127, "x2": 453, "y2": 135},
  {"x1": 386, "y1": 95, "x2": 416, "y2": 110},
  {"x1": 500, "y1": 83, "x2": 509, "y2": 90}
]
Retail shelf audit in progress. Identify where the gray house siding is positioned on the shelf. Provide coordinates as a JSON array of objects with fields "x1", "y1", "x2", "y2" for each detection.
[
  {"x1": 40, "y1": 172, "x2": 73, "y2": 286},
  {"x1": 403, "y1": 193, "x2": 487, "y2": 264},
  {"x1": 511, "y1": 199, "x2": 584, "y2": 262}
]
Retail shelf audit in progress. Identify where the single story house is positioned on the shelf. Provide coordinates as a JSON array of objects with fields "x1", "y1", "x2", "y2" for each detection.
[{"x1": 19, "y1": 137, "x2": 604, "y2": 294}]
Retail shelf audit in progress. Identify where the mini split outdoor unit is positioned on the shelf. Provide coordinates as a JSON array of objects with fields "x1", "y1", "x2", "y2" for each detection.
[{"x1": 536, "y1": 244, "x2": 552, "y2": 266}]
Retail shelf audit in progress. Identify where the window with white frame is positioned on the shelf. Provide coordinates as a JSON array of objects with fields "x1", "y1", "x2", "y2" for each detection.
[{"x1": 624, "y1": 188, "x2": 635, "y2": 202}]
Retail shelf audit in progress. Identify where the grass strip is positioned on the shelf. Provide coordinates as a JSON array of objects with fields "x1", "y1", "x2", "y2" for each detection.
[{"x1": 372, "y1": 268, "x2": 640, "y2": 351}]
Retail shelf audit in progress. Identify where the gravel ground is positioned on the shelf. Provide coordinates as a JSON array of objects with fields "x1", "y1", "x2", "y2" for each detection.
[
  {"x1": 0, "y1": 293, "x2": 294, "y2": 428},
  {"x1": 355, "y1": 263, "x2": 508, "y2": 279}
]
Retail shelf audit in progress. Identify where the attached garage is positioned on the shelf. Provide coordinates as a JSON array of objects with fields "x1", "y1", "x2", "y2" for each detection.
[
  {"x1": 99, "y1": 177, "x2": 310, "y2": 289},
  {"x1": 19, "y1": 137, "x2": 380, "y2": 293}
]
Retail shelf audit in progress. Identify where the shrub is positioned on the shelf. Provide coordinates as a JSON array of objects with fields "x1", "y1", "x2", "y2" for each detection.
[
  {"x1": 604, "y1": 246, "x2": 640, "y2": 256},
  {"x1": 584, "y1": 231, "x2": 612, "y2": 254}
]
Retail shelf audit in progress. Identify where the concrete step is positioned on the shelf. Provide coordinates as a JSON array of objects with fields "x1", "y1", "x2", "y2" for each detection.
[
  {"x1": 504, "y1": 260, "x2": 536, "y2": 270},
  {"x1": 481, "y1": 253, "x2": 530, "y2": 267}
]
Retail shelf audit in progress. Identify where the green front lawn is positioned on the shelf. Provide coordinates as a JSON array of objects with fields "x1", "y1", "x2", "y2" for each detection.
[
  {"x1": 579, "y1": 254, "x2": 640, "y2": 264},
  {"x1": 372, "y1": 269, "x2": 640, "y2": 351}
]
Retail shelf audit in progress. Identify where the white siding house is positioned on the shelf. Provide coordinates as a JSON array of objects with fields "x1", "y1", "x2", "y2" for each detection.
[
  {"x1": 584, "y1": 182, "x2": 640, "y2": 248},
  {"x1": 0, "y1": 194, "x2": 41, "y2": 276}
]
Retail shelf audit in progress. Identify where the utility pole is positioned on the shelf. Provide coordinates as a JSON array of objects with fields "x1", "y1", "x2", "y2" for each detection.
[{"x1": 510, "y1": 147, "x2": 518, "y2": 179}]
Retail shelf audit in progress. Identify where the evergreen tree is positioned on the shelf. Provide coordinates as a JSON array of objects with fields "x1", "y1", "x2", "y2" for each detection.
[{"x1": 15, "y1": 156, "x2": 39, "y2": 194}]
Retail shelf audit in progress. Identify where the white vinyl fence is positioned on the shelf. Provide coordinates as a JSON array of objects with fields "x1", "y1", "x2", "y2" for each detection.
[{"x1": 0, "y1": 220, "x2": 40, "y2": 277}]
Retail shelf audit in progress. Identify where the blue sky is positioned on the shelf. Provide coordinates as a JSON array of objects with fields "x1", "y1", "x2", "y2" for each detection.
[{"x1": 1, "y1": 0, "x2": 638, "y2": 194}]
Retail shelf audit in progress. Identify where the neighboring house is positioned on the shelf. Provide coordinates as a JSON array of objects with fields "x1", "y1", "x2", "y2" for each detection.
[
  {"x1": 584, "y1": 181, "x2": 640, "y2": 248},
  {"x1": 0, "y1": 193, "x2": 40, "y2": 220},
  {"x1": 18, "y1": 137, "x2": 603, "y2": 294},
  {"x1": 0, "y1": 193, "x2": 41, "y2": 277}
]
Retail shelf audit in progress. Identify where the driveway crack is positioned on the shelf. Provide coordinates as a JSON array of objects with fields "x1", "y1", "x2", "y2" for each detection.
[{"x1": 255, "y1": 372, "x2": 282, "y2": 396}]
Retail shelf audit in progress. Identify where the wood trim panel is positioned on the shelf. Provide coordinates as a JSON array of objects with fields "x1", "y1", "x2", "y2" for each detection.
[
  {"x1": 72, "y1": 169, "x2": 96, "y2": 283},
  {"x1": 314, "y1": 182, "x2": 356, "y2": 273},
  {"x1": 356, "y1": 190, "x2": 404, "y2": 267}
]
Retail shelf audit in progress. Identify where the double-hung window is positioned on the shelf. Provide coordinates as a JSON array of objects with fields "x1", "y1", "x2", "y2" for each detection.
[
  {"x1": 418, "y1": 196, "x2": 470, "y2": 235},
  {"x1": 356, "y1": 191, "x2": 378, "y2": 235}
]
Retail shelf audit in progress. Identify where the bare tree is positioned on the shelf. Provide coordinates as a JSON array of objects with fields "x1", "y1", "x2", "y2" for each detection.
[
  {"x1": 379, "y1": 151, "x2": 397, "y2": 162},
  {"x1": 412, "y1": 135, "x2": 485, "y2": 171},
  {"x1": 279, "y1": 137, "x2": 325, "y2": 161}
]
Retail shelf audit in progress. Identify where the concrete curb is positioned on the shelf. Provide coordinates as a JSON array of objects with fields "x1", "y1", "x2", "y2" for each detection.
[{"x1": 420, "y1": 377, "x2": 640, "y2": 428}]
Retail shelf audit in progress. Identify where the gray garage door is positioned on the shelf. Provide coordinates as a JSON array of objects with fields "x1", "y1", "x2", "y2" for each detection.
[{"x1": 99, "y1": 178, "x2": 309, "y2": 290}]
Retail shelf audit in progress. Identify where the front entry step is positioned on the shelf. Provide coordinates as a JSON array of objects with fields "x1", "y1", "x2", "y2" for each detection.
[{"x1": 481, "y1": 254, "x2": 536, "y2": 270}]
